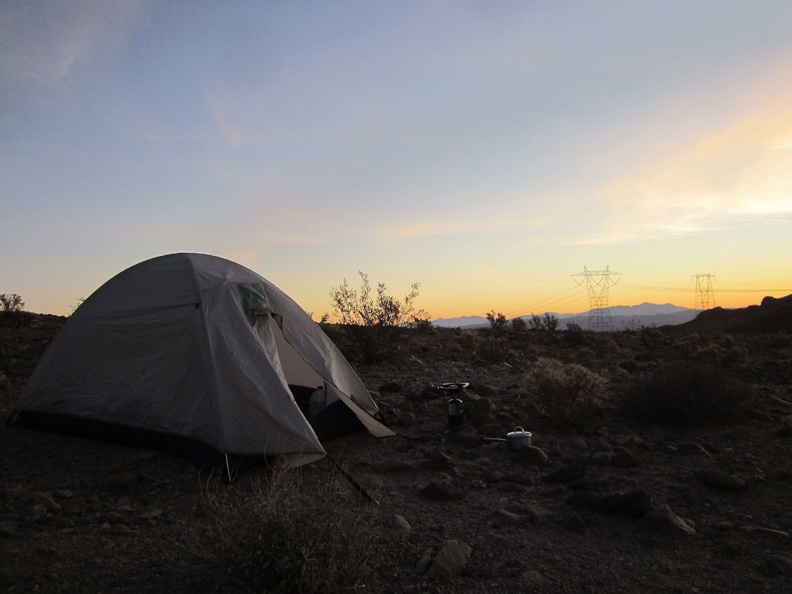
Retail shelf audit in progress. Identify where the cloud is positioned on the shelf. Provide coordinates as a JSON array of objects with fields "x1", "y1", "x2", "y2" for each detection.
[
  {"x1": 577, "y1": 93, "x2": 792, "y2": 244},
  {"x1": 0, "y1": 0, "x2": 146, "y2": 102}
]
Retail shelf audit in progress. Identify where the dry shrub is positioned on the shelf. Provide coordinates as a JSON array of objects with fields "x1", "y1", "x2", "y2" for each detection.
[
  {"x1": 181, "y1": 465, "x2": 383, "y2": 593},
  {"x1": 475, "y1": 336, "x2": 510, "y2": 365},
  {"x1": 620, "y1": 362, "x2": 751, "y2": 425},
  {"x1": 525, "y1": 357, "x2": 605, "y2": 427}
]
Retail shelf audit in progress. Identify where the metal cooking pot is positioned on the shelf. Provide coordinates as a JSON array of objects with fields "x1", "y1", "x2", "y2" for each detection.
[{"x1": 506, "y1": 427, "x2": 532, "y2": 450}]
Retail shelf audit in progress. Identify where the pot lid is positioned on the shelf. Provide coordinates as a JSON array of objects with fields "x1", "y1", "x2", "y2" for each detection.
[{"x1": 507, "y1": 427, "x2": 532, "y2": 438}]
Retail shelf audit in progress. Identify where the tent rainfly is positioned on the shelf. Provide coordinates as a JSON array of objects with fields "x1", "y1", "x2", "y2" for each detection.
[{"x1": 12, "y1": 253, "x2": 394, "y2": 470}]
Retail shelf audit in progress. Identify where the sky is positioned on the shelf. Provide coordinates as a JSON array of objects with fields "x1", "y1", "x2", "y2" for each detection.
[{"x1": 2, "y1": 0, "x2": 791, "y2": 320}]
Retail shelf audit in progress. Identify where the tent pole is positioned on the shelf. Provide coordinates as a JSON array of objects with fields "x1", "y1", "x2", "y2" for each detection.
[
  {"x1": 224, "y1": 453, "x2": 232, "y2": 483},
  {"x1": 326, "y1": 455, "x2": 378, "y2": 505}
]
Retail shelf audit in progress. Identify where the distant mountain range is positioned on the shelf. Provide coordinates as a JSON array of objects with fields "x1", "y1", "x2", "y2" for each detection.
[{"x1": 432, "y1": 302, "x2": 698, "y2": 331}]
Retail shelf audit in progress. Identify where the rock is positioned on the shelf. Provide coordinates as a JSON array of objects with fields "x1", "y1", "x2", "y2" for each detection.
[
  {"x1": 562, "y1": 513, "x2": 588, "y2": 534},
  {"x1": 424, "y1": 539, "x2": 472, "y2": 580},
  {"x1": 761, "y1": 554, "x2": 792, "y2": 576},
  {"x1": 542, "y1": 464, "x2": 586, "y2": 483},
  {"x1": 25, "y1": 502, "x2": 48, "y2": 521},
  {"x1": 393, "y1": 514, "x2": 412, "y2": 532},
  {"x1": 419, "y1": 450, "x2": 456, "y2": 471},
  {"x1": 419, "y1": 481, "x2": 464, "y2": 501},
  {"x1": 566, "y1": 489, "x2": 653, "y2": 518},
  {"x1": 492, "y1": 508, "x2": 531, "y2": 527},
  {"x1": 611, "y1": 446, "x2": 641, "y2": 467},
  {"x1": 139, "y1": 508, "x2": 162, "y2": 520},
  {"x1": 677, "y1": 442, "x2": 711, "y2": 456},
  {"x1": 591, "y1": 451, "x2": 614, "y2": 465},
  {"x1": 415, "y1": 547, "x2": 435, "y2": 575},
  {"x1": 110, "y1": 524, "x2": 134, "y2": 535},
  {"x1": 30, "y1": 491, "x2": 61, "y2": 512},
  {"x1": 521, "y1": 569, "x2": 550, "y2": 589},
  {"x1": 633, "y1": 504, "x2": 696, "y2": 539},
  {"x1": 378, "y1": 381, "x2": 401, "y2": 393},
  {"x1": 519, "y1": 446, "x2": 549, "y2": 466},
  {"x1": 697, "y1": 468, "x2": 748, "y2": 491},
  {"x1": 570, "y1": 437, "x2": 589, "y2": 451}
]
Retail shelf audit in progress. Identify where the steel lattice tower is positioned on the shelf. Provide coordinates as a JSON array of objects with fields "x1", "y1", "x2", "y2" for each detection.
[
  {"x1": 572, "y1": 266, "x2": 622, "y2": 331},
  {"x1": 693, "y1": 274, "x2": 715, "y2": 311}
]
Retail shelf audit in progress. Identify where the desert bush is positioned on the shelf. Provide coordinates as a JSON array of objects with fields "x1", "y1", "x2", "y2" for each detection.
[
  {"x1": 564, "y1": 322, "x2": 586, "y2": 345},
  {"x1": 511, "y1": 316, "x2": 527, "y2": 333},
  {"x1": 475, "y1": 336, "x2": 510, "y2": 365},
  {"x1": 542, "y1": 313, "x2": 559, "y2": 332},
  {"x1": 486, "y1": 310, "x2": 508, "y2": 332},
  {"x1": 524, "y1": 357, "x2": 605, "y2": 426},
  {"x1": 182, "y1": 466, "x2": 384, "y2": 593},
  {"x1": 620, "y1": 362, "x2": 751, "y2": 425},
  {"x1": 329, "y1": 272, "x2": 430, "y2": 363},
  {"x1": 765, "y1": 332, "x2": 792, "y2": 350},
  {"x1": 0, "y1": 293, "x2": 24, "y2": 311}
]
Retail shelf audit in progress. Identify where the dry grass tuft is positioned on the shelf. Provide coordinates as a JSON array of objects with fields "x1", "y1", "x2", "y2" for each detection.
[
  {"x1": 524, "y1": 357, "x2": 605, "y2": 427},
  {"x1": 179, "y1": 464, "x2": 384, "y2": 593}
]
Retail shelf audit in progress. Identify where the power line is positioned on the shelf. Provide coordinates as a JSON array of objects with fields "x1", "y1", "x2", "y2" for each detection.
[
  {"x1": 571, "y1": 266, "x2": 622, "y2": 331},
  {"x1": 505, "y1": 286, "x2": 586, "y2": 318},
  {"x1": 692, "y1": 273, "x2": 715, "y2": 311}
]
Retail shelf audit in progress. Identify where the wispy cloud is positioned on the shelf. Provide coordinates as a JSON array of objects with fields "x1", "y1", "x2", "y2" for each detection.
[
  {"x1": 0, "y1": 0, "x2": 146, "y2": 99},
  {"x1": 577, "y1": 93, "x2": 792, "y2": 244}
]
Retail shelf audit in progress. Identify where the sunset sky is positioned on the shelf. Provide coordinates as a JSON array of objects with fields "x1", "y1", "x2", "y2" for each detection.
[{"x1": 2, "y1": 1, "x2": 791, "y2": 320}]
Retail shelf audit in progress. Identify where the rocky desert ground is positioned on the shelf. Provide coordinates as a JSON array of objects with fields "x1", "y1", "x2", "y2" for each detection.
[{"x1": 2, "y1": 296, "x2": 792, "y2": 593}]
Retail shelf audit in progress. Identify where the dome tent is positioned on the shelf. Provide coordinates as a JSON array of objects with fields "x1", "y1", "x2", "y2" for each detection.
[{"x1": 12, "y1": 253, "x2": 394, "y2": 473}]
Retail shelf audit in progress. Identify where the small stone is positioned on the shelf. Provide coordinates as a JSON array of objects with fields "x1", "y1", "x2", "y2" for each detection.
[
  {"x1": 677, "y1": 442, "x2": 711, "y2": 457},
  {"x1": 492, "y1": 509, "x2": 530, "y2": 527},
  {"x1": 697, "y1": 468, "x2": 748, "y2": 491},
  {"x1": 30, "y1": 492, "x2": 61, "y2": 512},
  {"x1": 378, "y1": 381, "x2": 401, "y2": 393},
  {"x1": 566, "y1": 489, "x2": 653, "y2": 518},
  {"x1": 425, "y1": 539, "x2": 472, "y2": 580},
  {"x1": 611, "y1": 446, "x2": 641, "y2": 467},
  {"x1": 562, "y1": 513, "x2": 588, "y2": 534},
  {"x1": 139, "y1": 508, "x2": 162, "y2": 520},
  {"x1": 415, "y1": 547, "x2": 435, "y2": 575},
  {"x1": 633, "y1": 504, "x2": 696, "y2": 539},
  {"x1": 393, "y1": 514, "x2": 412, "y2": 532},
  {"x1": 519, "y1": 446, "x2": 549, "y2": 466},
  {"x1": 570, "y1": 437, "x2": 589, "y2": 451},
  {"x1": 419, "y1": 450, "x2": 456, "y2": 471},
  {"x1": 521, "y1": 569, "x2": 549, "y2": 589},
  {"x1": 419, "y1": 481, "x2": 464, "y2": 501},
  {"x1": 761, "y1": 554, "x2": 792, "y2": 576},
  {"x1": 591, "y1": 451, "x2": 614, "y2": 465}
]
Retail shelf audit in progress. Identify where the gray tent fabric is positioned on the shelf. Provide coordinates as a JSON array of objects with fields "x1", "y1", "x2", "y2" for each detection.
[{"x1": 13, "y1": 253, "x2": 394, "y2": 467}]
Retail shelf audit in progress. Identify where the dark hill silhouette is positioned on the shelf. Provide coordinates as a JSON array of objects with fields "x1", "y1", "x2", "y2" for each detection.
[{"x1": 676, "y1": 294, "x2": 792, "y2": 333}]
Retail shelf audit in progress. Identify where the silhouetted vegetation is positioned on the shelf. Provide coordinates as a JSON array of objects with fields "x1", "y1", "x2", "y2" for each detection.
[
  {"x1": 620, "y1": 362, "x2": 751, "y2": 425},
  {"x1": 329, "y1": 272, "x2": 430, "y2": 363}
]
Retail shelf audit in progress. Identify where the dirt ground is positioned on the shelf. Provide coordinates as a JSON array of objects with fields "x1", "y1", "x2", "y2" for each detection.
[{"x1": 2, "y1": 306, "x2": 792, "y2": 593}]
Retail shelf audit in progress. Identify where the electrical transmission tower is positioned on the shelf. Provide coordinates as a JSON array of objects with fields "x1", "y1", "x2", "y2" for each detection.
[
  {"x1": 571, "y1": 266, "x2": 622, "y2": 331},
  {"x1": 692, "y1": 274, "x2": 715, "y2": 311}
]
